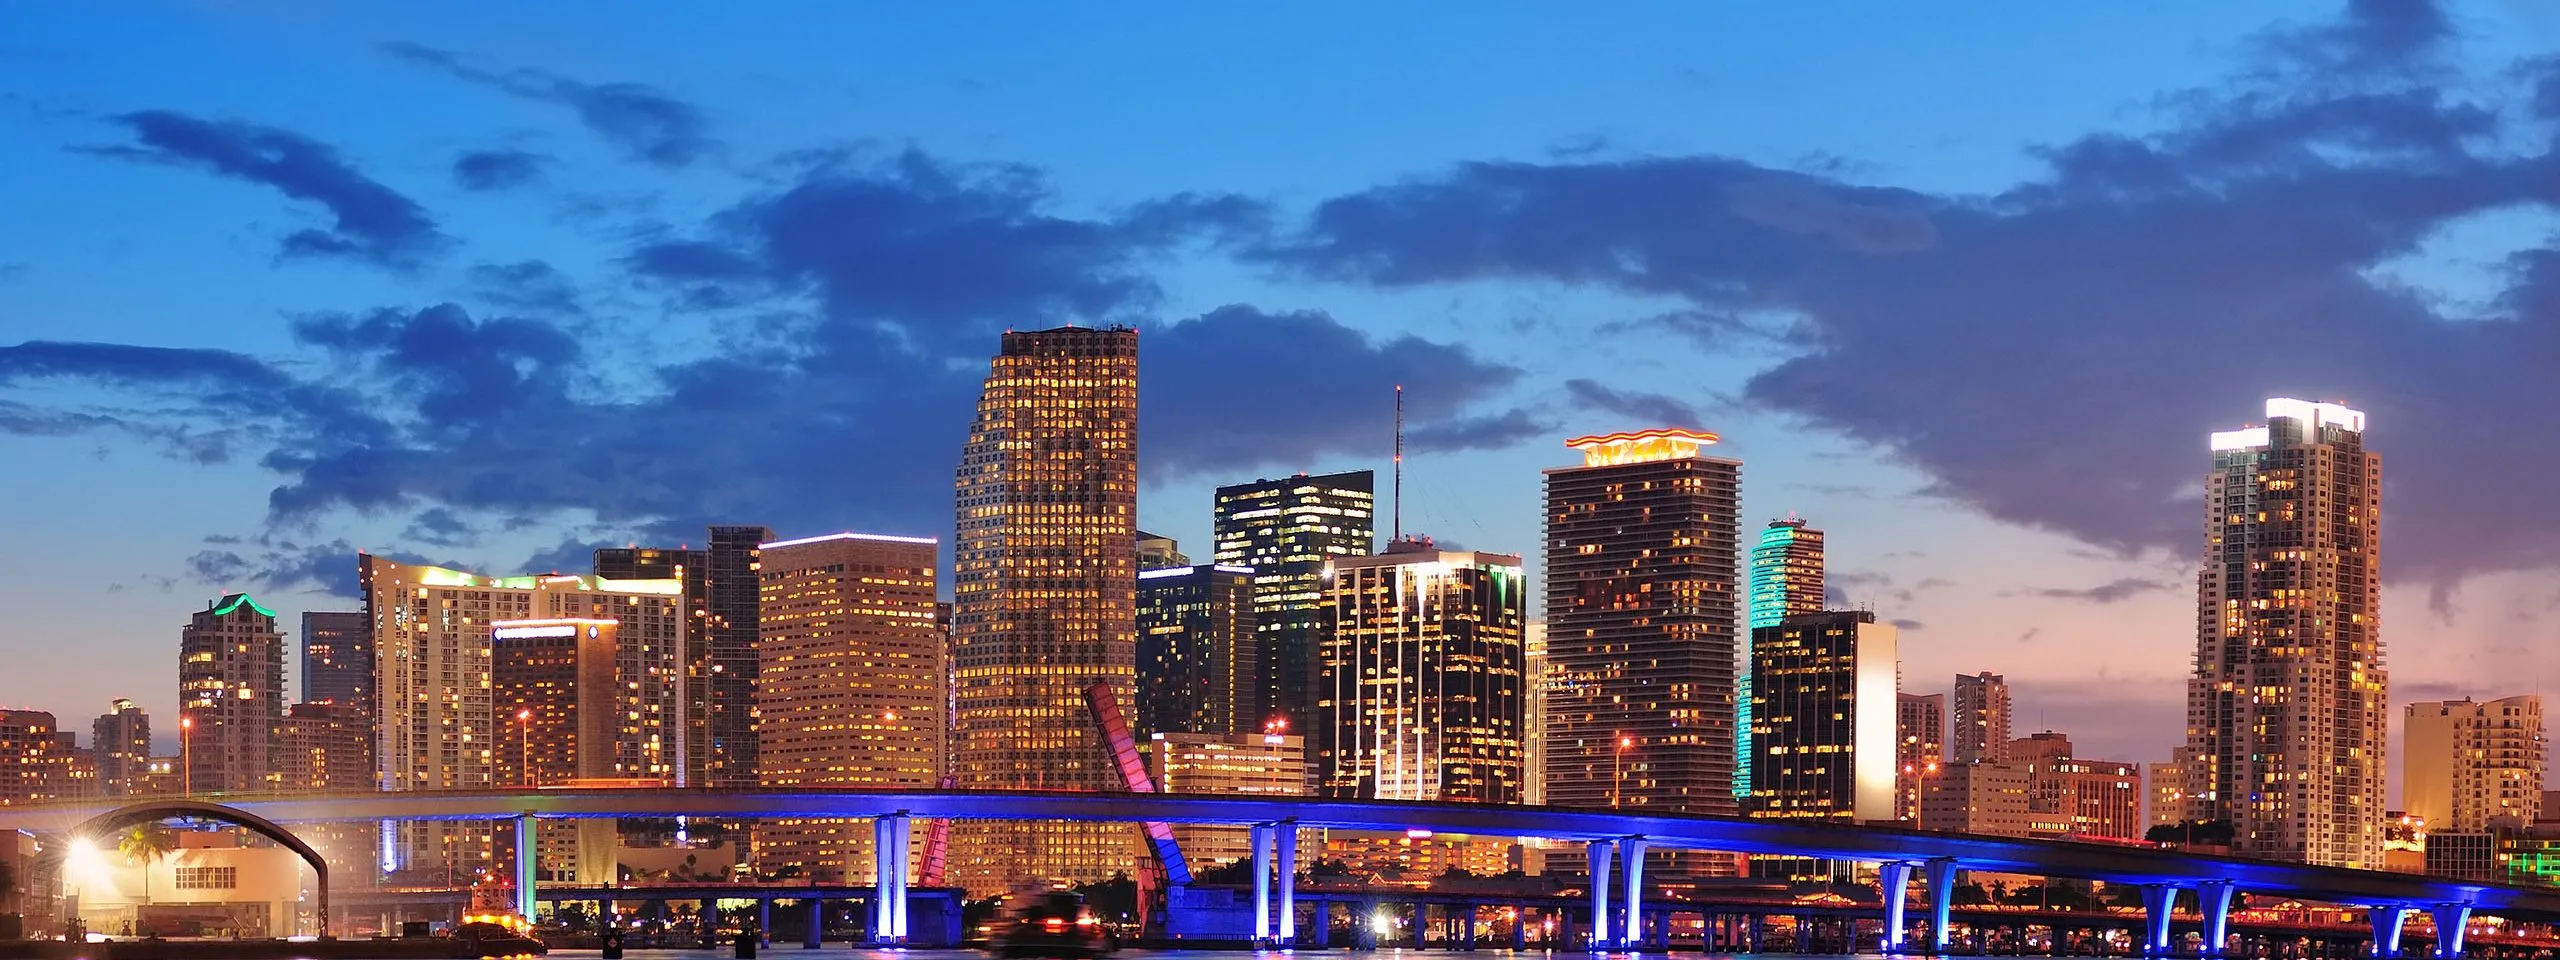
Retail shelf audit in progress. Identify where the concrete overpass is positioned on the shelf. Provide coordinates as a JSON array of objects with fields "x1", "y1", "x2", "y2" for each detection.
[{"x1": 0, "y1": 787, "x2": 2542, "y2": 956}]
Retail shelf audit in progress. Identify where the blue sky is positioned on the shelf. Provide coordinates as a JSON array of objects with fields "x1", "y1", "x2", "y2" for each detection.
[{"x1": 4, "y1": 1, "x2": 2558, "y2": 772}]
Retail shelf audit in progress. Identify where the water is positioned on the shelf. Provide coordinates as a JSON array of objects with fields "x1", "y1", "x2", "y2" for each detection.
[{"x1": 529, "y1": 952, "x2": 1823, "y2": 960}]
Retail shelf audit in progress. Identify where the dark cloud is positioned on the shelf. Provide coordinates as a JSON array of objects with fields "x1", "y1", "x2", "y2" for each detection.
[
  {"x1": 629, "y1": 149, "x2": 1271, "y2": 354},
  {"x1": 451, "y1": 148, "x2": 547, "y2": 191},
  {"x1": 1141, "y1": 305, "x2": 1525, "y2": 477},
  {"x1": 2020, "y1": 577, "x2": 2179, "y2": 604},
  {"x1": 400, "y1": 507, "x2": 476, "y2": 548},
  {"x1": 1563, "y1": 378, "x2": 1701, "y2": 427},
  {"x1": 1259, "y1": 1, "x2": 2560, "y2": 585},
  {"x1": 83, "y1": 111, "x2": 445, "y2": 268},
  {"x1": 466, "y1": 260, "x2": 582, "y2": 314},
  {"x1": 290, "y1": 303, "x2": 580, "y2": 430},
  {"x1": 1890, "y1": 618, "x2": 1925, "y2": 632},
  {"x1": 1405, "y1": 409, "x2": 1548, "y2": 453},
  {"x1": 382, "y1": 42, "x2": 715, "y2": 167}
]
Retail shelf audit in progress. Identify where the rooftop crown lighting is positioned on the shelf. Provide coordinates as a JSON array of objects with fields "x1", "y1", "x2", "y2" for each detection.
[{"x1": 1564, "y1": 428, "x2": 1720, "y2": 467}]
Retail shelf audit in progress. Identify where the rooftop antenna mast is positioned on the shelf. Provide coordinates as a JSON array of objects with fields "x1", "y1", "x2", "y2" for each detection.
[{"x1": 1392, "y1": 384, "x2": 1404, "y2": 542}]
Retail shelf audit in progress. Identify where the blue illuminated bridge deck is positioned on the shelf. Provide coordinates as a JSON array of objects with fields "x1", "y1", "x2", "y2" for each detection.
[{"x1": 1, "y1": 788, "x2": 2551, "y2": 931}]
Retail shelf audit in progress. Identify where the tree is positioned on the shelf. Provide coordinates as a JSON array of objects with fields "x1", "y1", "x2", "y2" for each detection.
[
  {"x1": 117, "y1": 824, "x2": 178, "y2": 909},
  {"x1": 1952, "y1": 882, "x2": 1993, "y2": 906},
  {"x1": 1073, "y1": 872, "x2": 1138, "y2": 921}
]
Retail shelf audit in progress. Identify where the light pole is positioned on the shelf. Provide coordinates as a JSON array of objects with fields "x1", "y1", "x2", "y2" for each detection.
[
  {"x1": 517, "y1": 709, "x2": 534, "y2": 787},
  {"x1": 1611, "y1": 735, "x2": 1634, "y2": 807},
  {"x1": 1904, "y1": 761, "x2": 1941, "y2": 831},
  {"x1": 178, "y1": 715, "x2": 193, "y2": 796}
]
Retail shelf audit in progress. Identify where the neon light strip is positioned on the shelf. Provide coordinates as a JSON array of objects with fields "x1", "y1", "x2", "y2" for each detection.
[
  {"x1": 209, "y1": 594, "x2": 277, "y2": 618},
  {"x1": 761, "y1": 531, "x2": 938, "y2": 549}
]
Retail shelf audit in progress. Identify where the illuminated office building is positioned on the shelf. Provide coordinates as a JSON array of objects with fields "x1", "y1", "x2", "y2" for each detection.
[
  {"x1": 596, "y1": 525, "x2": 773, "y2": 789},
  {"x1": 92, "y1": 699, "x2": 151, "y2": 798},
  {"x1": 360, "y1": 556, "x2": 687, "y2": 876},
  {"x1": 1317, "y1": 542, "x2": 1527, "y2": 804},
  {"x1": 1213, "y1": 471, "x2": 1377, "y2": 739},
  {"x1": 1743, "y1": 518, "x2": 1823, "y2": 799},
  {"x1": 2181, "y1": 398, "x2": 2385, "y2": 868},
  {"x1": 1952, "y1": 672, "x2": 2012, "y2": 764},
  {"x1": 1148, "y1": 731, "x2": 1307, "y2": 867},
  {"x1": 1747, "y1": 610, "x2": 1898, "y2": 822},
  {"x1": 950, "y1": 326, "x2": 1141, "y2": 894},
  {"x1": 2404, "y1": 696, "x2": 2545, "y2": 833},
  {"x1": 1543, "y1": 428, "x2": 1742, "y2": 821},
  {"x1": 1523, "y1": 621, "x2": 1547, "y2": 807},
  {"x1": 2147, "y1": 761, "x2": 2187, "y2": 829},
  {"x1": 0, "y1": 711, "x2": 86, "y2": 804},
  {"x1": 491, "y1": 619, "x2": 620, "y2": 788},
  {"x1": 755, "y1": 532, "x2": 943, "y2": 882},
  {"x1": 1136, "y1": 564, "x2": 1258, "y2": 737},
  {"x1": 300, "y1": 611, "x2": 371, "y2": 714},
  {"x1": 180, "y1": 593, "x2": 285, "y2": 794},
  {"x1": 1896, "y1": 693, "x2": 1945, "y2": 823}
]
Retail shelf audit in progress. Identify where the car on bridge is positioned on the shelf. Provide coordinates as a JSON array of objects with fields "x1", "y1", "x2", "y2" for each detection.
[{"x1": 988, "y1": 892, "x2": 1116, "y2": 958}]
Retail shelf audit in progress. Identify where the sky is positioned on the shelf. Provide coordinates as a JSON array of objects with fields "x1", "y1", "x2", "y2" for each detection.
[{"x1": 3, "y1": 1, "x2": 2558, "y2": 775}]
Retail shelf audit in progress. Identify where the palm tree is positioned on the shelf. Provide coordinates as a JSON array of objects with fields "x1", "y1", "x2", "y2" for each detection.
[{"x1": 116, "y1": 824, "x2": 178, "y2": 910}]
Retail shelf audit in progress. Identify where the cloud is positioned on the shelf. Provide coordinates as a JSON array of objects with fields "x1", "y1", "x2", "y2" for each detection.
[
  {"x1": 1141, "y1": 305, "x2": 1530, "y2": 476},
  {"x1": 382, "y1": 42, "x2": 715, "y2": 167},
  {"x1": 466, "y1": 260, "x2": 582, "y2": 314},
  {"x1": 1259, "y1": 1, "x2": 2560, "y2": 585},
  {"x1": 1563, "y1": 378, "x2": 1702, "y2": 427},
  {"x1": 2021, "y1": 577, "x2": 2179, "y2": 604},
  {"x1": 451, "y1": 148, "x2": 547, "y2": 191},
  {"x1": 1890, "y1": 618, "x2": 1925, "y2": 632},
  {"x1": 84, "y1": 111, "x2": 445, "y2": 267}
]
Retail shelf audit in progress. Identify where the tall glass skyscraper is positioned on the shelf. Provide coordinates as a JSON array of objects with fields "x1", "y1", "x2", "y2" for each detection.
[
  {"x1": 950, "y1": 325, "x2": 1141, "y2": 894},
  {"x1": 1318, "y1": 542, "x2": 1527, "y2": 803},
  {"x1": 300, "y1": 610, "x2": 372, "y2": 714},
  {"x1": 1212, "y1": 471, "x2": 1375, "y2": 740},
  {"x1": 1544, "y1": 428, "x2": 1742, "y2": 820},
  {"x1": 2181, "y1": 398, "x2": 2385, "y2": 868},
  {"x1": 594, "y1": 523, "x2": 771, "y2": 789},
  {"x1": 1741, "y1": 518, "x2": 1824, "y2": 798},
  {"x1": 1135, "y1": 563, "x2": 1257, "y2": 738}
]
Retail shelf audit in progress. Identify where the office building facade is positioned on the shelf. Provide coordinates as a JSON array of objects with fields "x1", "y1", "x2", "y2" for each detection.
[
  {"x1": 1148, "y1": 731, "x2": 1307, "y2": 867},
  {"x1": 2404, "y1": 696, "x2": 2545, "y2": 833},
  {"x1": 180, "y1": 594, "x2": 285, "y2": 794},
  {"x1": 1544, "y1": 428, "x2": 1743, "y2": 819},
  {"x1": 950, "y1": 326, "x2": 1141, "y2": 893},
  {"x1": 92, "y1": 699, "x2": 151, "y2": 798},
  {"x1": 0, "y1": 711, "x2": 86, "y2": 804},
  {"x1": 1213, "y1": 471, "x2": 1377, "y2": 739},
  {"x1": 274, "y1": 701, "x2": 370, "y2": 794},
  {"x1": 755, "y1": 532, "x2": 944, "y2": 882},
  {"x1": 1952, "y1": 672, "x2": 2013, "y2": 764},
  {"x1": 1136, "y1": 564, "x2": 1258, "y2": 737},
  {"x1": 1896, "y1": 692, "x2": 1946, "y2": 823},
  {"x1": 1746, "y1": 610, "x2": 1898, "y2": 822},
  {"x1": 300, "y1": 611, "x2": 371, "y2": 713},
  {"x1": 2181, "y1": 399, "x2": 2386, "y2": 868},
  {"x1": 1319, "y1": 543, "x2": 1528, "y2": 804},
  {"x1": 1743, "y1": 518, "x2": 1824, "y2": 799}
]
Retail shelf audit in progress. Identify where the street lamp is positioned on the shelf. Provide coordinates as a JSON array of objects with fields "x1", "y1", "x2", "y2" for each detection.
[
  {"x1": 1611, "y1": 735, "x2": 1635, "y2": 808},
  {"x1": 516, "y1": 709, "x2": 534, "y2": 787},
  {"x1": 178, "y1": 715, "x2": 193, "y2": 796},
  {"x1": 1904, "y1": 761, "x2": 1942, "y2": 831}
]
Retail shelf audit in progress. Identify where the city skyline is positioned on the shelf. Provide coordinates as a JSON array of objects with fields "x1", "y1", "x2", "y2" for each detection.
[{"x1": 5, "y1": 1, "x2": 2560, "y2": 778}]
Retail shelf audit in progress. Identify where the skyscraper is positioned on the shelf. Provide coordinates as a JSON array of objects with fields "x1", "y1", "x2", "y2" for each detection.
[
  {"x1": 1213, "y1": 471, "x2": 1377, "y2": 739},
  {"x1": 274, "y1": 701, "x2": 369, "y2": 794},
  {"x1": 1543, "y1": 428, "x2": 1742, "y2": 818},
  {"x1": 1952, "y1": 672, "x2": 2013, "y2": 764},
  {"x1": 0, "y1": 711, "x2": 86, "y2": 804},
  {"x1": 300, "y1": 611, "x2": 371, "y2": 713},
  {"x1": 1743, "y1": 518, "x2": 1825, "y2": 798},
  {"x1": 492, "y1": 618, "x2": 622, "y2": 787},
  {"x1": 2182, "y1": 398, "x2": 2385, "y2": 868},
  {"x1": 704, "y1": 525, "x2": 772, "y2": 790},
  {"x1": 950, "y1": 326, "x2": 1140, "y2": 893},
  {"x1": 2403, "y1": 696, "x2": 2544, "y2": 834},
  {"x1": 1135, "y1": 564, "x2": 1257, "y2": 738},
  {"x1": 92, "y1": 699, "x2": 150, "y2": 798},
  {"x1": 756, "y1": 532, "x2": 944, "y2": 882},
  {"x1": 592, "y1": 540, "x2": 728, "y2": 788},
  {"x1": 180, "y1": 594, "x2": 285, "y2": 794},
  {"x1": 1317, "y1": 542, "x2": 1527, "y2": 803},
  {"x1": 361, "y1": 556, "x2": 687, "y2": 875},
  {"x1": 1896, "y1": 692, "x2": 1946, "y2": 822},
  {"x1": 1747, "y1": 610, "x2": 1898, "y2": 822}
]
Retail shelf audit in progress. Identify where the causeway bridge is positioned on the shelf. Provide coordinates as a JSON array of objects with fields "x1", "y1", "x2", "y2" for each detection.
[{"x1": 0, "y1": 788, "x2": 2548, "y2": 956}]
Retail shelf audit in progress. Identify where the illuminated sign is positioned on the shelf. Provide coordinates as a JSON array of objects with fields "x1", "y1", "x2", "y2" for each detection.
[
  {"x1": 1564, "y1": 428, "x2": 1720, "y2": 467},
  {"x1": 492, "y1": 618, "x2": 617, "y2": 640}
]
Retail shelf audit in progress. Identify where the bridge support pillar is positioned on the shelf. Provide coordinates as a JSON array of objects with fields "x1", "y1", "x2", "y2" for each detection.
[
  {"x1": 871, "y1": 814, "x2": 911, "y2": 944},
  {"x1": 1879, "y1": 860, "x2": 1915, "y2": 953},
  {"x1": 803, "y1": 898, "x2": 821, "y2": 949},
  {"x1": 1278, "y1": 820, "x2": 1298, "y2": 945},
  {"x1": 1794, "y1": 913, "x2": 1813, "y2": 953},
  {"x1": 2429, "y1": 904, "x2": 2471, "y2": 959},
  {"x1": 2372, "y1": 906, "x2": 2411, "y2": 958},
  {"x1": 1587, "y1": 839, "x2": 1615, "y2": 951},
  {"x1": 1250, "y1": 822, "x2": 1274, "y2": 944},
  {"x1": 1926, "y1": 858, "x2": 1959, "y2": 954},
  {"x1": 2198, "y1": 881, "x2": 2236, "y2": 958},
  {"x1": 757, "y1": 900, "x2": 772, "y2": 944},
  {"x1": 1619, "y1": 838, "x2": 1648, "y2": 952},
  {"x1": 514, "y1": 814, "x2": 538, "y2": 925},
  {"x1": 2141, "y1": 884, "x2": 2181, "y2": 958},
  {"x1": 1750, "y1": 913, "x2": 1766, "y2": 953}
]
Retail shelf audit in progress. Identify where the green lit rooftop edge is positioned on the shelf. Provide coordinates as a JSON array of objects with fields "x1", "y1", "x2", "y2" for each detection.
[{"x1": 210, "y1": 593, "x2": 276, "y2": 618}]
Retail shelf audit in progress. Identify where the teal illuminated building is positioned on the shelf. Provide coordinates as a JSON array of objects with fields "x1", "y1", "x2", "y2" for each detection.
[{"x1": 1741, "y1": 518, "x2": 1825, "y2": 799}]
